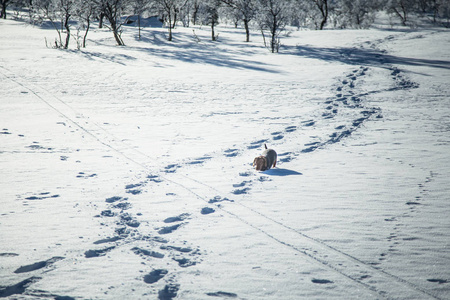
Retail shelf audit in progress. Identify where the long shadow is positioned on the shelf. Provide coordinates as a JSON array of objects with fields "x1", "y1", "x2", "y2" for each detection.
[
  {"x1": 132, "y1": 45, "x2": 279, "y2": 73},
  {"x1": 282, "y1": 44, "x2": 450, "y2": 70},
  {"x1": 264, "y1": 168, "x2": 303, "y2": 176},
  {"x1": 121, "y1": 30, "x2": 281, "y2": 73}
]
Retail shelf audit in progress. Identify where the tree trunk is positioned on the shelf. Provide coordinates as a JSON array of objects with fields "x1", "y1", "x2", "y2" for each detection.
[
  {"x1": 112, "y1": 27, "x2": 124, "y2": 45},
  {"x1": 319, "y1": 0, "x2": 328, "y2": 30},
  {"x1": 270, "y1": 14, "x2": 277, "y2": 53},
  {"x1": 1, "y1": 0, "x2": 7, "y2": 19},
  {"x1": 64, "y1": 13, "x2": 70, "y2": 49},
  {"x1": 167, "y1": 11, "x2": 173, "y2": 41},
  {"x1": 109, "y1": 17, "x2": 124, "y2": 45},
  {"x1": 244, "y1": 18, "x2": 250, "y2": 42},
  {"x1": 83, "y1": 17, "x2": 90, "y2": 47},
  {"x1": 138, "y1": 14, "x2": 141, "y2": 40},
  {"x1": 99, "y1": 12, "x2": 104, "y2": 28}
]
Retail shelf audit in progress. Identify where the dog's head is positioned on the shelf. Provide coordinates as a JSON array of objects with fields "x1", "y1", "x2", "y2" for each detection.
[{"x1": 253, "y1": 156, "x2": 267, "y2": 171}]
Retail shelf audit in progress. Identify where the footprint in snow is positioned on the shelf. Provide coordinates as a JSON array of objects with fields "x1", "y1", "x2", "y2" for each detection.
[
  {"x1": 285, "y1": 125, "x2": 297, "y2": 133},
  {"x1": 84, "y1": 246, "x2": 115, "y2": 258},
  {"x1": 201, "y1": 207, "x2": 215, "y2": 215},
  {"x1": 125, "y1": 182, "x2": 144, "y2": 195},
  {"x1": 209, "y1": 196, "x2": 234, "y2": 203},
  {"x1": 311, "y1": 278, "x2": 334, "y2": 284},
  {"x1": 0, "y1": 277, "x2": 41, "y2": 298},
  {"x1": 232, "y1": 187, "x2": 250, "y2": 195},
  {"x1": 186, "y1": 156, "x2": 212, "y2": 165},
  {"x1": 144, "y1": 269, "x2": 168, "y2": 284},
  {"x1": 14, "y1": 257, "x2": 64, "y2": 274},
  {"x1": 232, "y1": 181, "x2": 250, "y2": 188},
  {"x1": 427, "y1": 279, "x2": 448, "y2": 284},
  {"x1": 206, "y1": 291, "x2": 238, "y2": 298},
  {"x1": 247, "y1": 139, "x2": 268, "y2": 150},
  {"x1": 24, "y1": 193, "x2": 60, "y2": 201},
  {"x1": 76, "y1": 172, "x2": 97, "y2": 179},
  {"x1": 93, "y1": 236, "x2": 121, "y2": 245},
  {"x1": 105, "y1": 196, "x2": 127, "y2": 203},
  {"x1": 0, "y1": 253, "x2": 19, "y2": 257},
  {"x1": 224, "y1": 148, "x2": 239, "y2": 157},
  {"x1": 158, "y1": 223, "x2": 184, "y2": 235},
  {"x1": 132, "y1": 247, "x2": 165, "y2": 259},
  {"x1": 158, "y1": 283, "x2": 179, "y2": 300},
  {"x1": 164, "y1": 213, "x2": 190, "y2": 223},
  {"x1": 173, "y1": 256, "x2": 196, "y2": 267}
]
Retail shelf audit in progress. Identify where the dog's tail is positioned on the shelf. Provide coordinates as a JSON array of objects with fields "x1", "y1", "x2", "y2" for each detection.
[{"x1": 264, "y1": 144, "x2": 268, "y2": 149}]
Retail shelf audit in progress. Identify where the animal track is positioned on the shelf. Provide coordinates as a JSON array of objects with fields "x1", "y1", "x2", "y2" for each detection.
[
  {"x1": 271, "y1": 131, "x2": 284, "y2": 140},
  {"x1": 285, "y1": 125, "x2": 297, "y2": 132},
  {"x1": 247, "y1": 139, "x2": 268, "y2": 150},
  {"x1": 232, "y1": 187, "x2": 250, "y2": 195},
  {"x1": 0, "y1": 276, "x2": 42, "y2": 298},
  {"x1": 93, "y1": 236, "x2": 121, "y2": 245},
  {"x1": 186, "y1": 155, "x2": 212, "y2": 165},
  {"x1": 164, "y1": 164, "x2": 180, "y2": 173},
  {"x1": 84, "y1": 247, "x2": 115, "y2": 258},
  {"x1": 132, "y1": 247, "x2": 165, "y2": 259},
  {"x1": 164, "y1": 213, "x2": 190, "y2": 223},
  {"x1": 14, "y1": 257, "x2": 64, "y2": 274},
  {"x1": 312, "y1": 278, "x2": 334, "y2": 284},
  {"x1": 224, "y1": 148, "x2": 239, "y2": 157},
  {"x1": 158, "y1": 223, "x2": 184, "y2": 235},
  {"x1": 206, "y1": 291, "x2": 238, "y2": 298},
  {"x1": 76, "y1": 172, "x2": 97, "y2": 179},
  {"x1": 158, "y1": 283, "x2": 179, "y2": 300},
  {"x1": 105, "y1": 196, "x2": 127, "y2": 203},
  {"x1": 201, "y1": 207, "x2": 215, "y2": 215},
  {"x1": 427, "y1": 279, "x2": 448, "y2": 284},
  {"x1": 23, "y1": 192, "x2": 60, "y2": 201},
  {"x1": 144, "y1": 269, "x2": 168, "y2": 284},
  {"x1": 173, "y1": 256, "x2": 196, "y2": 267},
  {"x1": 208, "y1": 196, "x2": 234, "y2": 203}
]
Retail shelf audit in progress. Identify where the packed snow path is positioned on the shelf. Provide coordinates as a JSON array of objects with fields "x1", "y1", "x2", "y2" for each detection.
[{"x1": 1, "y1": 18, "x2": 450, "y2": 299}]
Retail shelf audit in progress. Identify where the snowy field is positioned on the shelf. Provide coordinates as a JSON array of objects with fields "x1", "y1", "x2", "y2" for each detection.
[{"x1": 1, "y1": 15, "x2": 450, "y2": 300}]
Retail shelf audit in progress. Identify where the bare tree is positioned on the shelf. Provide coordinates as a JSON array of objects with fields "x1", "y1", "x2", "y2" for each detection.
[
  {"x1": 199, "y1": 0, "x2": 221, "y2": 41},
  {"x1": 222, "y1": 0, "x2": 257, "y2": 42},
  {"x1": 95, "y1": 0, "x2": 127, "y2": 45},
  {"x1": 334, "y1": 0, "x2": 379, "y2": 28},
  {"x1": 1, "y1": 0, "x2": 11, "y2": 18},
  {"x1": 75, "y1": 0, "x2": 96, "y2": 47},
  {"x1": 312, "y1": 0, "x2": 329, "y2": 29},
  {"x1": 257, "y1": 0, "x2": 290, "y2": 52},
  {"x1": 130, "y1": 0, "x2": 151, "y2": 40},
  {"x1": 154, "y1": 0, "x2": 188, "y2": 41},
  {"x1": 34, "y1": 0, "x2": 75, "y2": 48},
  {"x1": 386, "y1": 0, "x2": 416, "y2": 26}
]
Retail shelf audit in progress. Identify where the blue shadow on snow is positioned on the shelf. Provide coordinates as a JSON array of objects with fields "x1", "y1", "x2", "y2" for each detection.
[{"x1": 263, "y1": 168, "x2": 303, "y2": 176}]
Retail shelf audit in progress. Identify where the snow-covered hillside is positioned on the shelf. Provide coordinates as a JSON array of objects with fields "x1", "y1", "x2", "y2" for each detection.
[{"x1": 1, "y1": 16, "x2": 449, "y2": 299}]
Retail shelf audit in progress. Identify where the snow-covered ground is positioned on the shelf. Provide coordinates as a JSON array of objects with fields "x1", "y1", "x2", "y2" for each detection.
[{"x1": 1, "y1": 16, "x2": 449, "y2": 300}]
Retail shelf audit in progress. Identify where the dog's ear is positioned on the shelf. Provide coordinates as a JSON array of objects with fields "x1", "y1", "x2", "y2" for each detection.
[{"x1": 253, "y1": 157, "x2": 257, "y2": 167}]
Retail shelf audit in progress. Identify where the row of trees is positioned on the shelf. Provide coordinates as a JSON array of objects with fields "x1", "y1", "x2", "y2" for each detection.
[{"x1": 2, "y1": 0, "x2": 450, "y2": 52}]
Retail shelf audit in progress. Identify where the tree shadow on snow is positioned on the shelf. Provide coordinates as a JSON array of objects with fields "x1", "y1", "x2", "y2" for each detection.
[
  {"x1": 125, "y1": 29, "x2": 282, "y2": 73},
  {"x1": 283, "y1": 44, "x2": 450, "y2": 70},
  {"x1": 264, "y1": 168, "x2": 303, "y2": 176}
]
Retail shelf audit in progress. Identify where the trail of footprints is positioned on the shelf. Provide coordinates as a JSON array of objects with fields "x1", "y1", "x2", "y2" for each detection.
[
  {"x1": 1, "y1": 66, "x2": 430, "y2": 299},
  {"x1": 84, "y1": 66, "x2": 384, "y2": 298}
]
